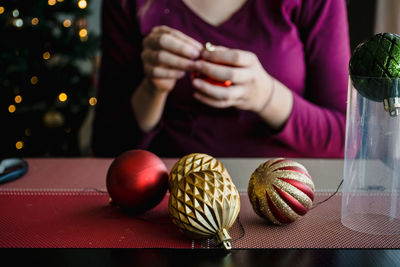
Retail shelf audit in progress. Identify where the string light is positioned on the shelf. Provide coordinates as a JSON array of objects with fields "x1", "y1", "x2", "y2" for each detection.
[
  {"x1": 57, "y1": 0, "x2": 64, "y2": 2},
  {"x1": 78, "y1": 0, "x2": 87, "y2": 9},
  {"x1": 8, "y1": 105, "x2": 16, "y2": 113},
  {"x1": 30, "y1": 76, "x2": 39, "y2": 84},
  {"x1": 25, "y1": 128, "x2": 31, "y2": 137},
  {"x1": 89, "y1": 97, "x2": 97, "y2": 106},
  {"x1": 48, "y1": 0, "x2": 57, "y2": 6},
  {"x1": 16, "y1": 141, "x2": 24, "y2": 150},
  {"x1": 14, "y1": 95, "x2": 22, "y2": 104},
  {"x1": 43, "y1": 51, "x2": 51, "y2": 60},
  {"x1": 31, "y1": 17, "x2": 39, "y2": 25},
  {"x1": 58, "y1": 92, "x2": 68, "y2": 102},
  {"x1": 62, "y1": 19, "x2": 71, "y2": 28},
  {"x1": 0, "y1": 7, "x2": 5, "y2": 15}
]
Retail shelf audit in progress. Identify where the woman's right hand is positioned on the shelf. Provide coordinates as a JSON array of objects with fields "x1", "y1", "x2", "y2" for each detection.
[{"x1": 141, "y1": 25, "x2": 203, "y2": 93}]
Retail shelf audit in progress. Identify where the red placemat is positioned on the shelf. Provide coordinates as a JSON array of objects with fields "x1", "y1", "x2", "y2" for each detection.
[
  {"x1": 1, "y1": 191, "x2": 399, "y2": 248},
  {"x1": 0, "y1": 158, "x2": 178, "y2": 191},
  {"x1": 206, "y1": 193, "x2": 400, "y2": 249},
  {"x1": 0, "y1": 191, "x2": 197, "y2": 248}
]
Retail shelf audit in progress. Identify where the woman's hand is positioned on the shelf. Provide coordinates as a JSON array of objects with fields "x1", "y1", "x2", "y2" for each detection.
[
  {"x1": 192, "y1": 45, "x2": 293, "y2": 129},
  {"x1": 192, "y1": 46, "x2": 274, "y2": 112},
  {"x1": 141, "y1": 25, "x2": 203, "y2": 93},
  {"x1": 132, "y1": 26, "x2": 202, "y2": 132}
]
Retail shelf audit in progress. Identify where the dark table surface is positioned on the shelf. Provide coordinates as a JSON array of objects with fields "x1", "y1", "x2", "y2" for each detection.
[{"x1": 1, "y1": 248, "x2": 400, "y2": 267}]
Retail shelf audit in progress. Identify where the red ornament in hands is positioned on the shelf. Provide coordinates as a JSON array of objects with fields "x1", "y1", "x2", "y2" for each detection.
[
  {"x1": 191, "y1": 42, "x2": 232, "y2": 87},
  {"x1": 106, "y1": 150, "x2": 168, "y2": 214},
  {"x1": 191, "y1": 70, "x2": 232, "y2": 87}
]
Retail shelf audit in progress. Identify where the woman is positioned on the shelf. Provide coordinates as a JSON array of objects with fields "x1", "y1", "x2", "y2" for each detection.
[{"x1": 92, "y1": 0, "x2": 350, "y2": 158}]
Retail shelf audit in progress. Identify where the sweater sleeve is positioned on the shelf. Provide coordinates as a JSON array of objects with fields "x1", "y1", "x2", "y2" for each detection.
[
  {"x1": 272, "y1": 0, "x2": 350, "y2": 158},
  {"x1": 91, "y1": 0, "x2": 162, "y2": 157}
]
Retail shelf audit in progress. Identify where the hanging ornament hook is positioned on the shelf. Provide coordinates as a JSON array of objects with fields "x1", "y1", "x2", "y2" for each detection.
[{"x1": 216, "y1": 228, "x2": 232, "y2": 250}]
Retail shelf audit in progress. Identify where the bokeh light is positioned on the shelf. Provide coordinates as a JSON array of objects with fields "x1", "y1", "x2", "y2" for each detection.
[
  {"x1": 16, "y1": 141, "x2": 24, "y2": 150},
  {"x1": 79, "y1": 28, "x2": 87, "y2": 38},
  {"x1": 14, "y1": 95, "x2": 22, "y2": 103},
  {"x1": 31, "y1": 17, "x2": 39, "y2": 25},
  {"x1": 58, "y1": 92, "x2": 68, "y2": 102},
  {"x1": 12, "y1": 9, "x2": 19, "y2": 18},
  {"x1": 14, "y1": 19, "x2": 23, "y2": 28},
  {"x1": 30, "y1": 76, "x2": 39, "y2": 85},
  {"x1": 43, "y1": 51, "x2": 51, "y2": 60},
  {"x1": 63, "y1": 19, "x2": 71, "y2": 28},
  {"x1": 78, "y1": 0, "x2": 87, "y2": 9},
  {"x1": 8, "y1": 105, "x2": 16, "y2": 113},
  {"x1": 89, "y1": 97, "x2": 97, "y2": 106}
]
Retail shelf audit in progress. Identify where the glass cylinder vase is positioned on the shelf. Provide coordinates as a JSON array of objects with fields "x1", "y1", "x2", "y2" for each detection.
[{"x1": 341, "y1": 76, "x2": 400, "y2": 235}]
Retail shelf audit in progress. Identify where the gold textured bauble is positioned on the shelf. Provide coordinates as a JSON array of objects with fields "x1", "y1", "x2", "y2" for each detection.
[
  {"x1": 248, "y1": 158, "x2": 315, "y2": 225},
  {"x1": 168, "y1": 153, "x2": 231, "y2": 192},
  {"x1": 168, "y1": 170, "x2": 240, "y2": 250}
]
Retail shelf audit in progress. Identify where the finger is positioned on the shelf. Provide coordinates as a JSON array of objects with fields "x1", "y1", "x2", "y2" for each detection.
[
  {"x1": 142, "y1": 49, "x2": 195, "y2": 70},
  {"x1": 153, "y1": 25, "x2": 203, "y2": 50},
  {"x1": 144, "y1": 31, "x2": 201, "y2": 59},
  {"x1": 201, "y1": 48, "x2": 256, "y2": 67},
  {"x1": 170, "y1": 30, "x2": 203, "y2": 51},
  {"x1": 192, "y1": 78, "x2": 231, "y2": 100},
  {"x1": 193, "y1": 92, "x2": 232, "y2": 109},
  {"x1": 205, "y1": 44, "x2": 229, "y2": 52},
  {"x1": 194, "y1": 60, "x2": 252, "y2": 84},
  {"x1": 144, "y1": 64, "x2": 185, "y2": 79}
]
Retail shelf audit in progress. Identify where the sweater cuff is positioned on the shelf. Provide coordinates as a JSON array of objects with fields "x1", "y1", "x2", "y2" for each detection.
[
  {"x1": 135, "y1": 119, "x2": 164, "y2": 149},
  {"x1": 267, "y1": 92, "x2": 305, "y2": 150}
]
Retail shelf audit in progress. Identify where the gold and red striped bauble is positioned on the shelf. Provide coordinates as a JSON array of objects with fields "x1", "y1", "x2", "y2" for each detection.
[{"x1": 248, "y1": 158, "x2": 315, "y2": 225}]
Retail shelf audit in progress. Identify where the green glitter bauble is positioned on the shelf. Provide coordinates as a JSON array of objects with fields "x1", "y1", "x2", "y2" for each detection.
[{"x1": 349, "y1": 33, "x2": 400, "y2": 102}]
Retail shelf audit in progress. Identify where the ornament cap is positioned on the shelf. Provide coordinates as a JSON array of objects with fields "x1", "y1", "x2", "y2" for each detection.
[
  {"x1": 383, "y1": 97, "x2": 400, "y2": 117},
  {"x1": 216, "y1": 228, "x2": 232, "y2": 250},
  {"x1": 205, "y1": 42, "x2": 216, "y2": 52}
]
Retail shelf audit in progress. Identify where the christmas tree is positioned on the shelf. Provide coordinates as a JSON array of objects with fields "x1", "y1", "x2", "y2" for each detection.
[{"x1": 0, "y1": 0, "x2": 99, "y2": 157}]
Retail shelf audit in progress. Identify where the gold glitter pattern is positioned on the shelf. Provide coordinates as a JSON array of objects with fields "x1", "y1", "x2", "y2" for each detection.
[
  {"x1": 168, "y1": 170, "x2": 240, "y2": 239},
  {"x1": 169, "y1": 153, "x2": 231, "y2": 191},
  {"x1": 248, "y1": 158, "x2": 315, "y2": 225}
]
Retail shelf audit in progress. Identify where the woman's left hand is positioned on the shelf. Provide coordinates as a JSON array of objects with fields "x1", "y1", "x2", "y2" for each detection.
[{"x1": 192, "y1": 46, "x2": 274, "y2": 113}]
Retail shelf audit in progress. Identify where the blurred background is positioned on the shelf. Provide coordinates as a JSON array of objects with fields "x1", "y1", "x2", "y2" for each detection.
[{"x1": 1, "y1": 0, "x2": 399, "y2": 158}]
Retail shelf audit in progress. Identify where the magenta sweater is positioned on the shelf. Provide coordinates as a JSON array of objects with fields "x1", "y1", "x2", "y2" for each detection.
[{"x1": 92, "y1": 0, "x2": 351, "y2": 158}]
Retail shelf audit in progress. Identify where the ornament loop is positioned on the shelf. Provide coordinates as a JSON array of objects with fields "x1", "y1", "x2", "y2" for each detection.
[{"x1": 216, "y1": 228, "x2": 232, "y2": 250}]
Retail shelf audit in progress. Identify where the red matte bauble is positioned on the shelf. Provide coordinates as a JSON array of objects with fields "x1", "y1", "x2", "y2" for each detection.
[{"x1": 106, "y1": 149, "x2": 168, "y2": 214}]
